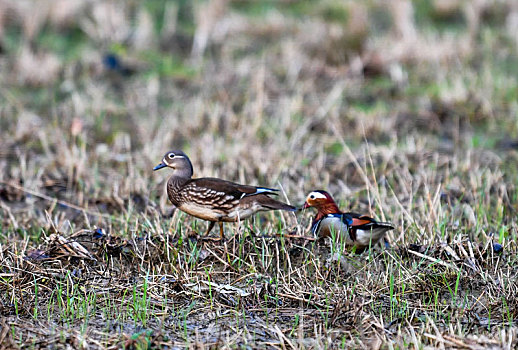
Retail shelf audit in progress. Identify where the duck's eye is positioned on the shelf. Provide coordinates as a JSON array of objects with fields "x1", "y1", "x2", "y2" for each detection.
[
  {"x1": 309, "y1": 194, "x2": 315, "y2": 199},
  {"x1": 168, "y1": 153, "x2": 175, "y2": 159}
]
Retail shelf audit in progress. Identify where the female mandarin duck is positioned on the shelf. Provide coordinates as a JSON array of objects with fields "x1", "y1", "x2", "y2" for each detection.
[
  {"x1": 154, "y1": 151, "x2": 296, "y2": 239},
  {"x1": 302, "y1": 190, "x2": 393, "y2": 252}
]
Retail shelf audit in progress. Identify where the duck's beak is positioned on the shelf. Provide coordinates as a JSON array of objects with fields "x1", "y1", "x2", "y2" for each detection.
[
  {"x1": 153, "y1": 162, "x2": 167, "y2": 171},
  {"x1": 302, "y1": 201, "x2": 310, "y2": 210}
]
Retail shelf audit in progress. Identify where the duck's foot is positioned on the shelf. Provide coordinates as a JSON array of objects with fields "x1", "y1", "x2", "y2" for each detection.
[
  {"x1": 199, "y1": 222, "x2": 226, "y2": 242},
  {"x1": 274, "y1": 232, "x2": 317, "y2": 240},
  {"x1": 284, "y1": 233, "x2": 317, "y2": 240},
  {"x1": 200, "y1": 235, "x2": 225, "y2": 242}
]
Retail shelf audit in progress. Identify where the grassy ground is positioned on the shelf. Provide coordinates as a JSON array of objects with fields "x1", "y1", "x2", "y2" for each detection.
[{"x1": 1, "y1": 0, "x2": 518, "y2": 348}]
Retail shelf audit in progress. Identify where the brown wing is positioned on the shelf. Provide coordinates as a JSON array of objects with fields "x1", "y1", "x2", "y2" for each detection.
[
  {"x1": 347, "y1": 213, "x2": 394, "y2": 229},
  {"x1": 344, "y1": 212, "x2": 394, "y2": 241},
  {"x1": 240, "y1": 193, "x2": 297, "y2": 211},
  {"x1": 352, "y1": 217, "x2": 372, "y2": 226},
  {"x1": 175, "y1": 179, "x2": 237, "y2": 210},
  {"x1": 173, "y1": 178, "x2": 277, "y2": 210},
  {"x1": 191, "y1": 178, "x2": 263, "y2": 198}
]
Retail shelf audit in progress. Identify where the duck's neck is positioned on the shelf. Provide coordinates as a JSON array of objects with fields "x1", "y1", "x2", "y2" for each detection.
[
  {"x1": 168, "y1": 175, "x2": 191, "y2": 190},
  {"x1": 314, "y1": 202, "x2": 341, "y2": 221},
  {"x1": 173, "y1": 166, "x2": 193, "y2": 179}
]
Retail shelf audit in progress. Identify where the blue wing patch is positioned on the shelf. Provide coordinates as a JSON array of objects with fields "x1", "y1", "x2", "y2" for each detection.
[{"x1": 326, "y1": 213, "x2": 353, "y2": 226}]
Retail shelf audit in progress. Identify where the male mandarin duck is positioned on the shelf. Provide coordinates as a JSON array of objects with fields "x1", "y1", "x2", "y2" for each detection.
[
  {"x1": 154, "y1": 151, "x2": 296, "y2": 239},
  {"x1": 302, "y1": 190, "x2": 394, "y2": 252}
]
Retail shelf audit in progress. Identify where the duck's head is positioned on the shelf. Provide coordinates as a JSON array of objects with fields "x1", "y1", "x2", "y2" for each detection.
[
  {"x1": 302, "y1": 190, "x2": 336, "y2": 210},
  {"x1": 153, "y1": 150, "x2": 193, "y2": 178}
]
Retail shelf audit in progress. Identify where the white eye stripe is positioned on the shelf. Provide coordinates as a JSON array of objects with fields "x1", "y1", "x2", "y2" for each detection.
[{"x1": 165, "y1": 154, "x2": 185, "y2": 161}]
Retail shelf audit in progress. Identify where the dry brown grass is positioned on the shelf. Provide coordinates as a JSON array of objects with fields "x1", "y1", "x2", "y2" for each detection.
[{"x1": 0, "y1": 0, "x2": 518, "y2": 348}]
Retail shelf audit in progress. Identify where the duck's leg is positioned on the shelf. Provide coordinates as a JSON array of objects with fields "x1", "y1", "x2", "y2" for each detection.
[
  {"x1": 205, "y1": 221, "x2": 216, "y2": 236},
  {"x1": 247, "y1": 222, "x2": 257, "y2": 236},
  {"x1": 218, "y1": 222, "x2": 224, "y2": 240}
]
